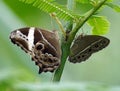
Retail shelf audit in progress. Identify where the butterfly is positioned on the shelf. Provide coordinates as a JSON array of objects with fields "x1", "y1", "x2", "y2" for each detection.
[
  {"x1": 69, "y1": 35, "x2": 110, "y2": 63},
  {"x1": 10, "y1": 27, "x2": 61, "y2": 73}
]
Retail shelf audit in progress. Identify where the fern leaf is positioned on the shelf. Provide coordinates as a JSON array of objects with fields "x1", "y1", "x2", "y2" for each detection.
[{"x1": 19, "y1": 0, "x2": 77, "y2": 21}]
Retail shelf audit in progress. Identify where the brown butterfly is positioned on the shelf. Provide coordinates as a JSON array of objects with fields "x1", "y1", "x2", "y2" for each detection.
[
  {"x1": 10, "y1": 27, "x2": 61, "y2": 73},
  {"x1": 69, "y1": 35, "x2": 110, "y2": 63}
]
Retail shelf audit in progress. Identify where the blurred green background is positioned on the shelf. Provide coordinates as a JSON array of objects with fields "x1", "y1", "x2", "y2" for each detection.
[{"x1": 0, "y1": 0, "x2": 120, "y2": 91}]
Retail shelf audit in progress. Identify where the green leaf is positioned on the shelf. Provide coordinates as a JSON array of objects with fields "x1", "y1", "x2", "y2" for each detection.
[
  {"x1": 105, "y1": 3, "x2": 120, "y2": 12},
  {"x1": 87, "y1": 16, "x2": 110, "y2": 35},
  {"x1": 107, "y1": 0, "x2": 113, "y2": 2},
  {"x1": 75, "y1": 0, "x2": 113, "y2": 4},
  {"x1": 75, "y1": 0, "x2": 90, "y2": 3},
  {"x1": 19, "y1": 0, "x2": 77, "y2": 21}
]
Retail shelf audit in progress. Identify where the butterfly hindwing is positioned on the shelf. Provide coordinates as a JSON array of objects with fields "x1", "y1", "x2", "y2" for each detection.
[{"x1": 69, "y1": 35, "x2": 110, "y2": 63}]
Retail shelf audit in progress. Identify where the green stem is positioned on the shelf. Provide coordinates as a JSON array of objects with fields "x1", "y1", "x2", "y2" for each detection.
[
  {"x1": 53, "y1": 0, "x2": 107, "y2": 82},
  {"x1": 69, "y1": 0, "x2": 107, "y2": 41},
  {"x1": 53, "y1": 41, "x2": 70, "y2": 81}
]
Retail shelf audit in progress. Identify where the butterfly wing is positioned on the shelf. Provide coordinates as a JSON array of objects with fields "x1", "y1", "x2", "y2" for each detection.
[
  {"x1": 69, "y1": 35, "x2": 110, "y2": 63},
  {"x1": 10, "y1": 27, "x2": 61, "y2": 73}
]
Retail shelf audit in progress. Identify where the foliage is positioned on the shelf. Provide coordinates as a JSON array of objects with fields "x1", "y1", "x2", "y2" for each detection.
[
  {"x1": 18, "y1": 0, "x2": 120, "y2": 35},
  {"x1": 16, "y1": 0, "x2": 120, "y2": 82},
  {"x1": 1, "y1": 0, "x2": 120, "y2": 90},
  {"x1": 87, "y1": 16, "x2": 110, "y2": 34},
  {"x1": 19, "y1": 0, "x2": 78, "y2": 21},
  {"x1": 105, "y1": 3, "x2": 120, "y2": 12}
]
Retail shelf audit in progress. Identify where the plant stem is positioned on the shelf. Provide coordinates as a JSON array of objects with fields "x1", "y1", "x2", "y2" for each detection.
[
  {"x1": 53, "y1": 0, "x2": 107, "y2": 82},
  {"x1": 69, "y1": 0, "x2": 107, "y2": 42},
  {"x1": 53, "y1": 0, "x2": 74, "y2": 82},
  {"x1": 53, "y1": 41, "x2": 70, "y2": 81}
]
